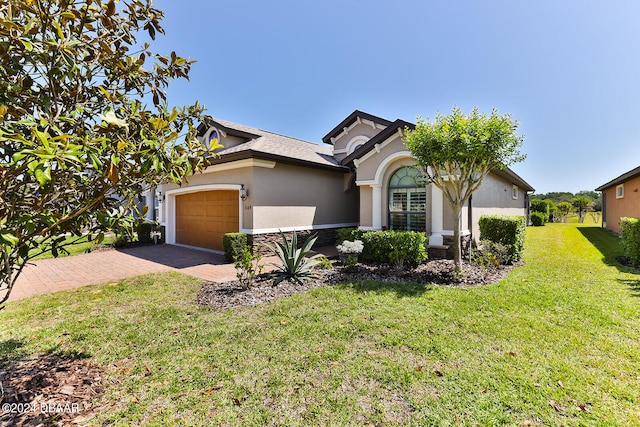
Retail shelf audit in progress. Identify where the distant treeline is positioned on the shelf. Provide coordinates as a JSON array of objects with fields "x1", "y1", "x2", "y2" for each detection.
[{"x1": 531, "y1": 191, "x2": 601, "y2": 211}]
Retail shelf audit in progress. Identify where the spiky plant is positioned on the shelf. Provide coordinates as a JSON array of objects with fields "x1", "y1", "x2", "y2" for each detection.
[{"x1": 265, "y1": 231, "x2": 323, "y2": 285}]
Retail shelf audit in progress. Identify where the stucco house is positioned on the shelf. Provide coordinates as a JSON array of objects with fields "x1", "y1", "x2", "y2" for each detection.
[
  {"x1": 155, "y1": 110, "x2": 534, "y2": 255},
  {"x1": 596, "y1": 165, "x2": 640, "y2": 233}
]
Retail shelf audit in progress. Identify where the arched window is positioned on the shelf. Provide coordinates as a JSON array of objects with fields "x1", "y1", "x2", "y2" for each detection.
[{"x1": 388, "y1": 166, "x2": 426, "y2": 231}]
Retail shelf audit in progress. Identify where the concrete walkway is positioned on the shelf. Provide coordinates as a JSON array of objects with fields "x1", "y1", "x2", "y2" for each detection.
[{"x1": 10, "y1": 244, "x2": 337, "y2": 302}]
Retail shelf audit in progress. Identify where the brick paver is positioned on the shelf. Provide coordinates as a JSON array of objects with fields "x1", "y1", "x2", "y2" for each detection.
[{"x1": 10, "y1": 244, "x2": 336, "y2": 302}]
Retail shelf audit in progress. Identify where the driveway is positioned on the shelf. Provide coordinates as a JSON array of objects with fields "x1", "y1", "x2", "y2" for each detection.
[{"x1": 10, "y1": 244, "x2": 337, "y2": 302}]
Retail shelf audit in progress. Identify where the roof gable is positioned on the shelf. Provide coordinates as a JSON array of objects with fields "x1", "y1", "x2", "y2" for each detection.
[{"x1": 322, "y1": 110, "x2": 392, "y2": 145}]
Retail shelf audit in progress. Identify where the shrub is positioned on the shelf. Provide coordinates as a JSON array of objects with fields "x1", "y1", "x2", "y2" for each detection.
[
  {"x1": 530, "y1": 199, "x2": 549, "y2": 223},
  {"x1": 472, "y1": 240, "x2": 512, "y2": 266},
  {"x1": 265, "y1": 231, "x2": 323, "y2": 285},
  {"x1": 316, "y1": 256, "x2": 333, "y2": 270},
  {"x1": 360, "y1": 230, "x2": 427, "y2": 266},
  {"x1": 620, "y1": 217, "x2": 640, "y2": 266},
  {"x1": 530, "y1": 212, "x2": 546, "y2": 226},
  {"x1": 478, "y1": 215, "x2": 526, "y2": 263},
  {"x1": 136, "y1": 221, "x2": 154, "y2": 243},
  {"x1": 223, "y1": 233, "x2": 247, "y2": 262},
  {"x1": 234, "y1": 244, "x2": 263, "y2": 288}
]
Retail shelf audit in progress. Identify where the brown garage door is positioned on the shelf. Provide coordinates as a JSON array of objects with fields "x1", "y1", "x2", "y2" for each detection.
[{"x1": 175, "y1": 190, "x2": 239, "y2": 251}]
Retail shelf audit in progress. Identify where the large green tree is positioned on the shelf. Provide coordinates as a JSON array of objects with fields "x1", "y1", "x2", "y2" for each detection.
[
  {"x1": 404, "y1": 107, "x2": 526, "y2": 273},
  {"x1": 0, "y1": 0, "x2": 212, "y2": 306}
]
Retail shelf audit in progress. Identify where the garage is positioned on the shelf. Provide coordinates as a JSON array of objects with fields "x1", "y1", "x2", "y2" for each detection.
[{"x1": 175, "y1": 190, "x2": 239, "y2": 251}]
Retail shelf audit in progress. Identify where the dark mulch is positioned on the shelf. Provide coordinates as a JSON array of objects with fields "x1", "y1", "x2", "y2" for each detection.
[
  {"x1": 197, "y1": 259, "x2": 517, "y2": 310},
  {"x1": 0, "y1": 353, "x2": 105, "y2": 426}
]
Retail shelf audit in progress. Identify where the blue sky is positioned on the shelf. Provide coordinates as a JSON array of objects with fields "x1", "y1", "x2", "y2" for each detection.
[{"x1": 148, "y1": 0, "x2": 640, "y2": 194}]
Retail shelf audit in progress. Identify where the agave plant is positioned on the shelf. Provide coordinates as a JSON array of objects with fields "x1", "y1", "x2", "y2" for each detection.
[{"x1": 265, "y1": 231, "x2": 323, "y2": 285}]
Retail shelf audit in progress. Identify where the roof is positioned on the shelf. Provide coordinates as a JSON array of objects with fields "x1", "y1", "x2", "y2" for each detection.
[
  {"x1": 339, "y1": 119, "x2": 415, "y2": 166},
  {"x1": 492, "y1": 167, "x2": 535, "y2": 192},
  {"x1": 595, "y1": 165, "x2": 640, "y2": 191},
  {"x1": 203, "y1": 117, "x2": 348, "y2": 172},
  {"x1": 337, "y1": 115, "x2": 535, "y2": 192},
  {"x1": 321, "y1": 110, "x2": 393, "y2": 145}
]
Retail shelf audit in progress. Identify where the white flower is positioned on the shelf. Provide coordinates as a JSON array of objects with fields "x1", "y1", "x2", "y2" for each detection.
[
  {"x1": 336, "y1": 239, "x2": 364, "y2": 255},
  {"x1": 98, "y1": 110, "x2": 128, "y2": 128}
]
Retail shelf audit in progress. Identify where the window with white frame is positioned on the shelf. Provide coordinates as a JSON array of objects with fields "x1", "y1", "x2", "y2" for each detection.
[
  {"x1": 388, "y1": 166, "x2": 426, "y2": 231},
  {"x1": 512, "y1": 185, "x2": 519, "y2": 200},
  {"x1": 616, "y1": 184, "x2": 624, "y2": 199}
]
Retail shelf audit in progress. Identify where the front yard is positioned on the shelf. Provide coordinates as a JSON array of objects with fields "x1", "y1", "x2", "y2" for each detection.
[{"x1": 0, "y1": 223, "x2": 638, "y2": 425}]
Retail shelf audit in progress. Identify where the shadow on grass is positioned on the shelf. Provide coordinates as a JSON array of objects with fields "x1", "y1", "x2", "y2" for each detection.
[
  {"x1": 577, "y1": 227, "x2": 636, "y2": 272},
  {"x1": 335, "y1": 279, "x2": 431, "y2": 298},
  {"x1": 578, "y1": 226, "x2": 640, "y2": 297}
]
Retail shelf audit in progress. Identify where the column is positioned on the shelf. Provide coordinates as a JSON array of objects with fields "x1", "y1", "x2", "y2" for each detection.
[
  {"x1": 371, "y1": 184, "x2": 382, "y2": 229},
  {"x1": 429, "y1": 185, "x2": 444, "y2": 245}
]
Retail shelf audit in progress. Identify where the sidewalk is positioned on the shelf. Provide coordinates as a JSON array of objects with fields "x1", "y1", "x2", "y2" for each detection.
[{"x1": 10, "y1": 244, "x2": 337, "y2": 302}]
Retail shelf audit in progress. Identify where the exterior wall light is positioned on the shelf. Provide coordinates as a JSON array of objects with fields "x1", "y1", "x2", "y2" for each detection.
[{"x1": 240, "y1": 184, "x2": 249, "y2": 200}]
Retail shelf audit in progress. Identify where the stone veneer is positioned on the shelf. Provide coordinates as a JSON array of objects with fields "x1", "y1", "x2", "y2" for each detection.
[{"x1": 247, "y1": 228, "x2": 339, "y2": 255}]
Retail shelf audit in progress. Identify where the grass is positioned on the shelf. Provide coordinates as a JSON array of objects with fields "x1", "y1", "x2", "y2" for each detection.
[
  {"x1": 29, "y1": 234, "x2": 117, "y2": 260},
  {"x1": 1, "y1": 223, "x2": 639, "y2": 425}
]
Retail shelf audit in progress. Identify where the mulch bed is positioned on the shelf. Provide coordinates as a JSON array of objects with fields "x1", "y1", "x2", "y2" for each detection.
[
  {"x1": 0, "y1": 353, "x2": 105, "y2": 426},
  {"x1": 197, "y1": 259, "x2": 517, "y2": 310}
]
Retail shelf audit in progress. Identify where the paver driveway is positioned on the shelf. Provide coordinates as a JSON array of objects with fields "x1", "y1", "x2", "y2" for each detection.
[
  {"x1": 12, "y1": 245, "x2": 249, "y2": 302},
  {"x1": 11, "y1": 244, "x2": 337, "y2": 302}
]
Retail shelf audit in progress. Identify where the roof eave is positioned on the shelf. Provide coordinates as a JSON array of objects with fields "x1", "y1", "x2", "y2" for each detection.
[
  {"x1": 595, "y1": 165, "x2": 640, "y2": 191},
  {"x1": 322, "y1": 110, "x2": 393, "y2": 144}
]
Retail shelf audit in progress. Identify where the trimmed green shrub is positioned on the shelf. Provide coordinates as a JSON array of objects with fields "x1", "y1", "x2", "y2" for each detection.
[
  {"x1": 478, "y1": 215, "x2": 526, "y2": 263},
  {"x1": 136, "y1": 221, "x2": 154, "y2": 243},
  {"x1": 530, "y1": 212, "x2": 546, "y2": 227},
  {"x1": 223, "y1": 233, "x2": 247, "y2": 262},
  {"x1": 530, "y1": 198, "x2": 549, "y2": 223},
  {"x1": 360, "y1": 230, "x2": 427, "y2": 266},
  {"x1": 620, "y1": 217, "x2": 640, "y2": 266},
  {"x1": 337, "y1": 228, "x2": 428, "y2": 266}
]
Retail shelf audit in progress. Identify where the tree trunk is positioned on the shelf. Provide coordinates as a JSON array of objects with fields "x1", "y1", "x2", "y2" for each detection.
[{"x1": 452, "y1": 204, "x2": 463, "y2": 274}]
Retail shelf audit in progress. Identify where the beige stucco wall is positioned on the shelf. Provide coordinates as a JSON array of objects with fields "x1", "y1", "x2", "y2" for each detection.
[
  {"x1": 470, "y1": 173, "x2": 528, "y2": 240},
  {"x1": 161, "y1": 160, "x2": 359, "y2": 236},
  {"x1": 355, "y1": 133, "x2": 408, "y2": 181},
  {"x1": 250, "y1": 163, "x2": 359, "y2": 231}
]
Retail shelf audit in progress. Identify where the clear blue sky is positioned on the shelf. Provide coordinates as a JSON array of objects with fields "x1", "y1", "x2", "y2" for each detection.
[{"x1": 148, "y1": 0, "x2": 640, "y2": 194}]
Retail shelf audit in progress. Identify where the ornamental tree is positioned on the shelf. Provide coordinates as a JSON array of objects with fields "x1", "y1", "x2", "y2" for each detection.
[
  {"x1": 404, "y1": 107, "x2": 526, "y2": 274},
  {"x1": 572, "y1": 196, "x2": 592, "y2": 224},
  {"x1": 0, "y1": 0, "x2": 213, "y2": 306}
]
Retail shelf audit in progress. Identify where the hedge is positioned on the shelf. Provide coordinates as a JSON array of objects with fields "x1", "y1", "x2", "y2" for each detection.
[
  {"x1": 223, "y1": 233, "x2": 248, "y2": 262},
  {"x1": 136, "y1": 221, "x2": 154, "y2": 243},
  {"x1": 478, "y1": 215, "x2": 527, "y2": 263},
  {"x1": 530, "y1": 212, "x2": 546, "y2": 227},
  {"x1": 620, "y1": 217, "x2": 640, "y2": 266},
  {"x1": 336, "y1": 228, "x2": 427, "y2": 266}
]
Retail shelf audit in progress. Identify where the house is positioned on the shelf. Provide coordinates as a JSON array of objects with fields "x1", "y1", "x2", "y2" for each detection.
[
  {"x1": 157, "y1": 110, "x2": 534, "y2": 255},
  {"x1": 595, "y1": 165, "x2": 640, "y2": 233}
]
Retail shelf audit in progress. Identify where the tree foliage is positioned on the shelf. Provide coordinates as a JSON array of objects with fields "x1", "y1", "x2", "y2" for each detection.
[
  {"x1": 0, "y1": 0, "x2": 212, "y2": 306},
  {"x1": 572, "y1": 196, "x2": 592, "y2": 224},
  {"x1": 404, "y1": 107, "x2": 526, "y2": 273}
]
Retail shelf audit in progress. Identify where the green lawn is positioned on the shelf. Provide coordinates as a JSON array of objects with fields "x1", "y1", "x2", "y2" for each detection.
[
  {"x1": 29, "y1": 234, "x2": 117, "y2": 260},
  {"x1": 1, "y1": 223, "x2": 638, "y2": 425}
]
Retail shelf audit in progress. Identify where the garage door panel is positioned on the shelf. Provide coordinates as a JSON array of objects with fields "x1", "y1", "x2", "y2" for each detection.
[{"x1": 175, "y1": 190, "x2": 239, "y2": 251}]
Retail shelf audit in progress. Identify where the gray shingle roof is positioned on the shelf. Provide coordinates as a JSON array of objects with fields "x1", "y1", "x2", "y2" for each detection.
[{"x1": 208, "y1": 118, "x2": 343, "y2": 170}]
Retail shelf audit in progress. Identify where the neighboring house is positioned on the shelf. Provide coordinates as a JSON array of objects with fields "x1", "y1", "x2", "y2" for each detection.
[
  {"x1": 595, "y1": 165, "x2": 640, "y2": 234},
  {"x1": 157, "y1": 110, "x2": 534, "y2": 255}
]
